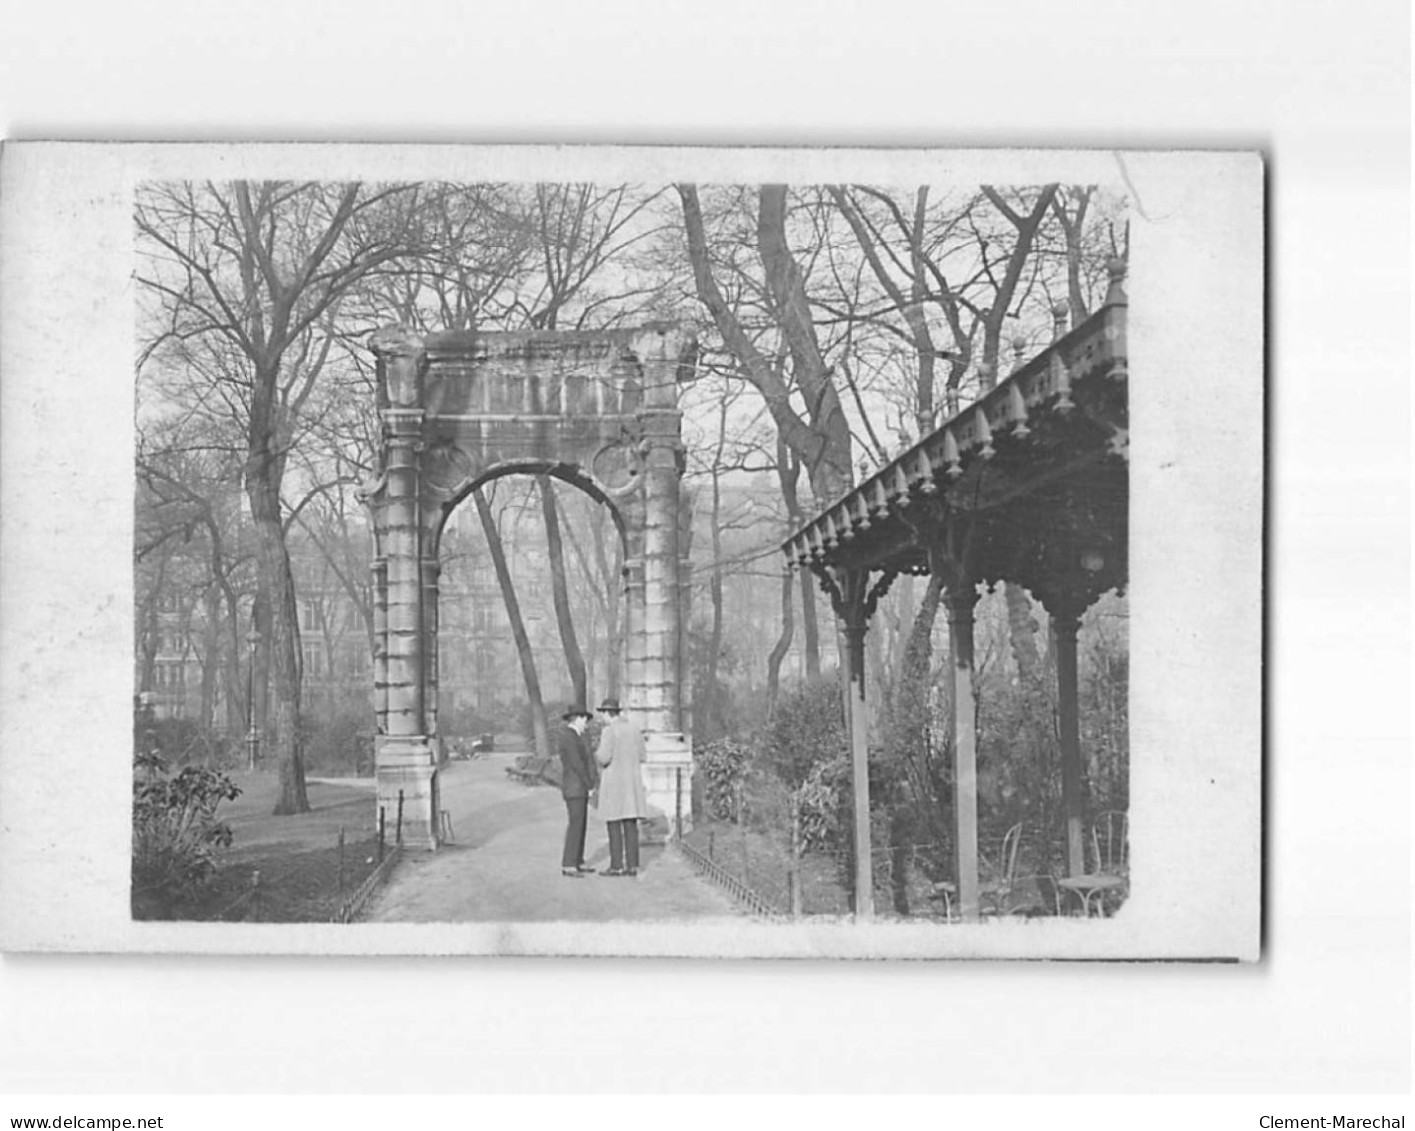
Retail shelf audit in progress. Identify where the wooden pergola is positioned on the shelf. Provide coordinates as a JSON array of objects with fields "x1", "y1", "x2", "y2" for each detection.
[{"x1": 781, "y1": 260, "x2": 1130, "y2": 922}]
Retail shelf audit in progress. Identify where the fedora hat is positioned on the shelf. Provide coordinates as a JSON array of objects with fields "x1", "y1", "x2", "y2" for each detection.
[
  {"x1": 596, "y1": 697, "x2": 622, "y2": 713},
  {"x1": 561, "y1": 704, "x2": 592, "y2": 721}
]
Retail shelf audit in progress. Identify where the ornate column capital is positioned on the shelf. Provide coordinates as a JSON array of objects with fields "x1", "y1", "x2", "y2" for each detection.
[{"x1": 371, "y1": 325, "x2": 427, "y2": 409}]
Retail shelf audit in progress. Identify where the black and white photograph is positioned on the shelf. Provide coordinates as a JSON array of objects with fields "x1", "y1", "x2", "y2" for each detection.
[
  {"x1": 0, "y1": 0, "x2": 1407, "y2": 1107},
  {"x1": 4, "y1": 145, "x2": 1261, "y2": 959}
]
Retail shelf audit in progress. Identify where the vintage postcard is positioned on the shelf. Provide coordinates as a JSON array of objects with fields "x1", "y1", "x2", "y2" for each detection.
[{"x1": 0, "y1": 143, "x2": 1262, "y2": 958}]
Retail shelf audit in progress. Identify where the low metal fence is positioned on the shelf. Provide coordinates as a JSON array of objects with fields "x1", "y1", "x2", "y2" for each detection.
[{"x1": 674, "y1": 839, "x2": 786, "y2": 920}]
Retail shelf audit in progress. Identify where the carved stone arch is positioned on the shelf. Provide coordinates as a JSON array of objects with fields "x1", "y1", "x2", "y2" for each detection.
[
  {"x1": 426, "y1": 457, "x2": 633, "y2": 563},
  {"x1": 363, "y1": 323, "x2": 697, "y2": 849}
]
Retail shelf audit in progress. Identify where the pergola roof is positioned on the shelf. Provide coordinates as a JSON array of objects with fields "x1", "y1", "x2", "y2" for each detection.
[{"x1": 782, "y1": 274, "x2": 1129, "y2": 617}]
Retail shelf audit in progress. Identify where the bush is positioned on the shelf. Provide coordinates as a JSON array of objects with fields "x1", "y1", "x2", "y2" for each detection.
[
  {"x1": 302, "y1": 708, "x2": 372, "y2": 775},
  {"x1": 695, "y1": 737, "x2": 752, "y2": 821},
  {"x1": 131, "y1": 752, "x2": 242, "y2": 904},
  {"x1": 764, "y1": 675, "x2": 847, "y2": 790},
  {"x1": 794, "y1": 756, "x2": 850, "y2": 852}
]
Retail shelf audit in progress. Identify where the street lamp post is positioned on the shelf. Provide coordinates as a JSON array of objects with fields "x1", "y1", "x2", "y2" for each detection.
[
  {"x1": 137, "y1": 690, "x2": 158, "y2": 760},
  {"x1": 245, "y1": 624, "x2": 262, "y2": 771}
]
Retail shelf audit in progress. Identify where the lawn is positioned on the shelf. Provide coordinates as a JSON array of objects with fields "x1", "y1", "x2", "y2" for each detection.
[{"x1": 132, "y1": 770, "x2": 384, "y2": 923}]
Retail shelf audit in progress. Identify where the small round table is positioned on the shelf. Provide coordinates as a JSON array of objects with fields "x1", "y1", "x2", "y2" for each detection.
[{"x1": 1055, "y1": 873, "x2": 1124, "y2": 917}]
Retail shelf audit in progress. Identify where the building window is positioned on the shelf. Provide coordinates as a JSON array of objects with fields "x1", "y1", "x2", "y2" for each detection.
[{"x1": 299, "y1": 601, "x2": 320, "y2": 633}]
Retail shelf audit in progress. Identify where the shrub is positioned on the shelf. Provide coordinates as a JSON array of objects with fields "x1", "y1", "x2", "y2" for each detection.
[
  {"x1": 763, "y1": 674, "x2": 847, "y2": 790},
  {"x1": 694, "y1": 736, "x2": 752, "y2": 821},
  {"x1": 132, "y1": 752, "x2": 241, "y2": 903},
  {"x1": 302, "y1": 708, "x2": 371, "y2": 776},
  {"x1": 794, "y1": 756, "x2": 850, "y2": 852}
]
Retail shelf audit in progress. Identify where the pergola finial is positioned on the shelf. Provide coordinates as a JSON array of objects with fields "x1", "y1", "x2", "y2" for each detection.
[
  {"x1": 1011, "y1": 332, "x2": 1029, "y2": 374},
  {"x1": 1103, "y1": 256, "x2": 1128, "y2": 307}
]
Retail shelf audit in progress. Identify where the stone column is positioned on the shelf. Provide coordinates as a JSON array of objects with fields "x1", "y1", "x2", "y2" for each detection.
[
  {"x1": 371, "y1": 557, "x2": 388, "y2": 734},
  {"x1": 622, "y1": 558, "x2": 646, "y2": 726},
  {"x1": 640, "y1": 438, "x2": 681, "y2": 735},
  {"x1": 370, "y1": 328, "x2": 437, "y2": 850},
  {"x1": 630, "y1": 327, "x2": 693, "y2": 836},
  {"x1": 422, "y1": 556, "x2": 442, "y2": 761},
  {"x1": 677, "y1": 491, "x2": 695, "y2": 743},
  {"x1": 383, "y1": 416, "x2": 424, "y2": 737},
  {"x1": 1053, "y1": 612, "x2": 1086, "y2": 877},
  {"x1": 946, "y1": 585, "x2": 981, "y2": 922}
]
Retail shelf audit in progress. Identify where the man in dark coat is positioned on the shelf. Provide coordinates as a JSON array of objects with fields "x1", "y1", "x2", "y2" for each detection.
[{"x1": 556, "y1": 705, "x2": 598, "y2": 877}]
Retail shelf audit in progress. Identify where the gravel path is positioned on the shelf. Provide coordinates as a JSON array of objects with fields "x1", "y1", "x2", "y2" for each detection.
[{"x1": 363, "y1": 750, "x2": 742, "y2": 923}]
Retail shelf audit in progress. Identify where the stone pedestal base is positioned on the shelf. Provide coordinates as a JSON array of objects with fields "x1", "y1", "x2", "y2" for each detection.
[
  {"x1": 375, "y1": 735, "x2": 439, "y2": 851},
  {"x1": 641, "y1": 731, "x2": 693, "y2": 842}
]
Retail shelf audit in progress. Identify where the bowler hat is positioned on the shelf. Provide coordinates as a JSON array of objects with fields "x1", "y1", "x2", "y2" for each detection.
[
  {"x1": 596, "y1": 697, "x2": 622, "y2": 713},
  {"x1": 562, "y1": 705, "x2": 592, "y2": 721}
]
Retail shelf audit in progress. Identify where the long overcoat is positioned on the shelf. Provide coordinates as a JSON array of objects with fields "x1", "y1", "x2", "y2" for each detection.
[
  {"x1": 593, "y1": 716, "x2": 649, "y2": 821},
  {"x1": 555, "y1": 723, "x2": 598, "y2": 800}
]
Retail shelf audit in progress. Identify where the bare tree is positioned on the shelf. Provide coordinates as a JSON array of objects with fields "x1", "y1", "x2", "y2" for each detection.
[
  {"x1": 472, "y1": 485, "x2": 551, "y2": 760},
  {"x1": 136, "y1": 180, "x2": 423, "y2": 813},
  {"x1": 538, "y1": 476, "x2": 588, "y2": 707},
  {"x1": 678, "y1": 184, "x2": 855, "y2": 500}
]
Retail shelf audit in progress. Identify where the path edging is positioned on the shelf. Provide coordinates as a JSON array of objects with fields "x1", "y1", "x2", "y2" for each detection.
[
  {"x1": 337, "y1": 845, "x2": 404, "y2": 924},
  {"x1": 671, "y1": 841, "x2": 786, "y2": 920}
]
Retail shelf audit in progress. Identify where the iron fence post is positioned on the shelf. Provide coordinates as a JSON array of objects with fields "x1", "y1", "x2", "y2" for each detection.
[{"x1": 674, "y1": 767, "x2": 683, "y2": 841}]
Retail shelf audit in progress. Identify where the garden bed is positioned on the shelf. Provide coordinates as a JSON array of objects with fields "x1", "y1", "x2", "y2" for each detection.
[{"x1": 132, "y1": 771, "x2": 386, "y2": 923}]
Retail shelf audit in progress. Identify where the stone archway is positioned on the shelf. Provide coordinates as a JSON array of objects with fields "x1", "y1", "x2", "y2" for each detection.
[{"x1": 361, "y1": 323, "x2": 698, "y2": 849}]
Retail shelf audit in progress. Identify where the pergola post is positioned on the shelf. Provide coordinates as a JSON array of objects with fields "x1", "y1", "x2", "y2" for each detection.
[
  {"x1": 817, "y1": 565, "x2": 895, "y2": 923},
  {"x1": 945, "y1": 584, "x2": 981, "y2": 922},
  {"x1": 1053, "y1": 612, "x2": 1087, "y2": 876},
  {"x1": 842, "y1": 598, "x2": 873, "y2": 922}
]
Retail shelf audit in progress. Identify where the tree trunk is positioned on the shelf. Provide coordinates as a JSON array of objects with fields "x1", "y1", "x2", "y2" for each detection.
[
  {"x1": 248, "y1": 479, "x2": 309, "y2": 815},
  {"x1": 1004, "y1": 582, "x2": 1043, "y2": 694},
  {"x1": 538, "y1": 476, "x2": 587, "y2": 706},
  {"x1": 697, "y1": 403, "x2": 731, "y2": 739},
  {"x1": 138, "y1": 559, "x2": 164, "y2": 695},
  {"x1": 756, "y1": 185, "x2": 854, "y2": 499},
  {"x1": 597, "y1": 516, "x2": 623, "y2": 700},
  {"x1": 979, "y1": 185, "x2": 1059, "y2": 381},
  {"x1": 222, "y1": 584, "x2": 245, "y2": 737},
  {"x1": 702, "y1": 446, "x2": 726, "y2": 740},
  {"x1": 776, "y1": 446, "x2": 821, "y2": 679},
  {"x1": 890, "y1": 573, "x2": 917, "y2": 692},
  {"x1": 886, "y1": 572, "x2": 950, "y2": 850},
  {"x1": 798, "y1": 562, "x2": 821, "y2": 677},
  {"x1": 1054, "y1": 186, "x2": 1094, "y2": 322},
  {"x1": 199, "y1": 581, "x2": 221, "y2": 738},
  {"x1": 765, "y1": 568, "x2": 794, "y2": 717},
  {"x1": 678, "y1": 184, "x2": 853, "y2": 500},
  {"x1": 474, "y1": 488, "x2": 550, "y2": 760}
]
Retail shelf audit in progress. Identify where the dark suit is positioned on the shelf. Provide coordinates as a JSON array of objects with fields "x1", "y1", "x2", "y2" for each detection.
[{"x1": 556, "y1": 722, "x2": 598, "y2": 869}]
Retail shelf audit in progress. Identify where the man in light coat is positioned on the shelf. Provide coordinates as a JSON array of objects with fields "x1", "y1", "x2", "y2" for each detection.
[{"x1": 592, "y1": 697, "x2": 649, "y2": 876}]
